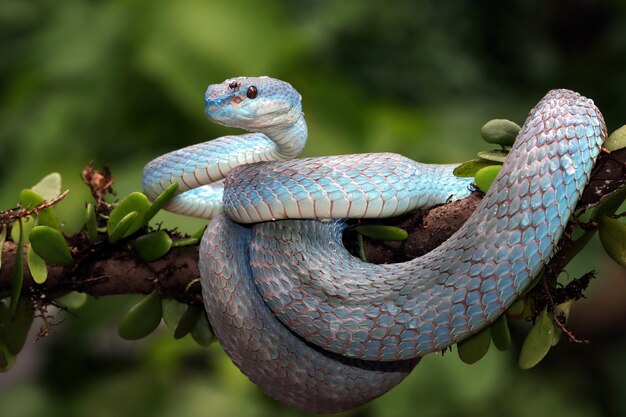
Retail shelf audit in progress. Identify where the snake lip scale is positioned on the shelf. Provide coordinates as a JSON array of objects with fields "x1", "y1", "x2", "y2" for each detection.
[{"x1": 142, "y1": 76, "x2": 606, "y2": 413}]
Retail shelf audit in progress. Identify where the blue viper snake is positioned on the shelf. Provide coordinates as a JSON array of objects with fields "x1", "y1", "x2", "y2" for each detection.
[{"x1": 142, "y1": 77, "x2": 606, "y2": 412}]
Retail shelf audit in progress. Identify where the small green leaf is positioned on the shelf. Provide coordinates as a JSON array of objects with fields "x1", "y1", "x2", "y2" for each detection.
[
  {"x1": 144, "y1": 183, "x2": 179, "y2": 224},
  {"x1": 26, "y1": 245, "x2": 48, "y2": 284},
  {"x1": 598, "y1": 216, "x2": 626, "y2": 267},
  {"x1": 9, "y1": 220, "x2": 24, "y2": 316},
  {"x1": 54, "y1": 292, "x2": 88, "y2": 311},
  {"x1": 118, "y1": 291, "x2": 163, "y2": 340},
  {"x1": 457, "y1": 326, "x2": 491, "y2": 364},
  {"x1": 490, "y1": 314, "x2": 511, "y2": 351},
  {"x1": 480, "y1": 119, "x2": 521, "y2": 146},
  {"x1": 0, "y1": 224, "x2": 6, "y2": 271},
  {"x1": 107, "y1": 192, "x2": 151, "y2": 242},
  {"x1": 453, "y1": 159, "x2": 499, "y2": 178},
  {"x1": 354, "y1": 225, "x2": 408, "y2": 241},
  {"x1": 3, "y1": 297, "x2": 34, "y2": 355},
  {"x1": 477, "y1": 149, "x2": 509, "y2": 163},
  {"x1": 518, "y1": 308, "x2": 555, "y2": 370},
  {"x1": 171, "y1": 237, "x2": 199, "y2": 248},
  {"x1": 191, "y1": 311, "x2": 214, "y2": 347},
  {"x1": 85, "y1": 203, "x2": 98, "y2": 243},
  {"x1": 506, "y1": 298, "x2": 526, "y2": 319},
  {"x1": 605, "y1": 125, "x2": 626, "y2": 152},
  {"x1": 551, "y1": 300, "x2": 574, "y2": 346},
  {"x1": 10, "y1": 216, "x2": 36, "y2": 245},
  {"x1": 108, "y1": 211, "x2": 139, "y2": 244},
  {"x1": 19, "y1": 189, "x2": 61, "y2": 230},
  {"x1": 162, "y1": 298, "x2": 188, "y2": 329},
  {"x1": 131, "y1": 231, "x2": 173, "y2": 262},
  {"x1": 31, "y1": 173, "x2": 62, "y2": 200},
  {"x1": 174, "y1": 304, "x2": 202, "y2": 339},
  {"x1": 29, "y1": 225, "x2": 73, "y2": 265},
  {"x1": 474, "y1": 165, "x2": 502, "y2": 193},
  {"x1": 191, "y1": 225, "x2": 208, "y2": 240}
]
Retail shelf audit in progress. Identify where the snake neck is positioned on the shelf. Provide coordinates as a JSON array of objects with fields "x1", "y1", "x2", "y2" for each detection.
[{"x1": 257, "y1": 113, "x2": 307, "y2": 160}]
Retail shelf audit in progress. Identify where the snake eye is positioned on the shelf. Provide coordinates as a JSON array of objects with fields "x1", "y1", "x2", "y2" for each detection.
[
  {"x1": 228, "y1": 81, "x2": 239, "y2": 89},
  {"x1": 246, "y1": 86, "x2": 258, "y2": 99}
]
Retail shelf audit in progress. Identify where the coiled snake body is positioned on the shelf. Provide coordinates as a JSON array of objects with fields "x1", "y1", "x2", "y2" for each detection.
[{"x1": 143, "y1": 77, "x2": 606, "y2": 413}]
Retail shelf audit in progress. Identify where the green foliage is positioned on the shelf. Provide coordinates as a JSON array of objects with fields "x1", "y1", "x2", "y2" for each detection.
[
  {"x1": 54, "y1": 292, "x2": 88, "y2": 311},
  {"x1": 476, "y1": 149, "x2": 509, "y2": 164},
  {"x1": 354, "y1": 225, "x2": 409, "y2": 241},
  {"x1": 490, "y1": 314, "x2": 511, "y2": 351},
  {"x1": 453, "y1": 159, "x2": 496, "y2": 177},
  {"x1": 131, "y1": 231, "x2": 173, "y2": 262},
  {"x1": 143, "y1": 183, "x2": 179, "y2": 224},
  {"x1": 599, "y1": 216, "x2": 626, "y2": 267},
  {"x1": 118, "y1": 291, "x2": 163, "y2": 340},
  {"x1": 518, "y1": 308, "x2": 555, "y2": 370},
  {"x1": 605, "y1": 125, "x2": 626, "y2": 152},
  {"x1": 29, "y1": 226, "x2": 73, "y2": 265},
  {"x1": 85, "y1": 203, "x2": 98, "y2": 243},
  {"x1": 26, "y1": 245, "x2": 47, "y2": 284},
  {"x1": 174, "y1": 304, "x2": 202, "y2": 340},
  {"x1": 457, "y1": 327, "x2": 491, "y2": 364},
  {"x1": 480, "y1": 119, "x2": 520, "y2": 146},
  {"x1": 474, "y1": 165, "x2": 502, "y2": 193},
  {"x1": 9, "y1": 220, "x2": 24, "y2": 316},
  {"x1": 107, "y1": 192, "x2": 151, "y2": 243}
]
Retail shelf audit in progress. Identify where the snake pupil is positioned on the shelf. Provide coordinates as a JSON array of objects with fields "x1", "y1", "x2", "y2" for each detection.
[{"x1": 247, "y1": 86, "x2": 258, "y2": 99}]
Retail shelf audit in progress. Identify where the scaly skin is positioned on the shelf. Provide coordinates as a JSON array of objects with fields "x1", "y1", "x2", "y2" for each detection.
[{"x1": 143, "y1": 77, "x2": 606, "y2": 412}]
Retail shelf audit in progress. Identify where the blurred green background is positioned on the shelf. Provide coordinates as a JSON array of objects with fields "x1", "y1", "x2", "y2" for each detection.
[{"x1": 1, "y1": 0, "x2": 626, "y2": 416}]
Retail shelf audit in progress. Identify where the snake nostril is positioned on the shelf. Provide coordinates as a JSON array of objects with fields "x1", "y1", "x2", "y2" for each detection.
[{"x1": 228, "y1": 81, "x2": 239, "y2": 89}]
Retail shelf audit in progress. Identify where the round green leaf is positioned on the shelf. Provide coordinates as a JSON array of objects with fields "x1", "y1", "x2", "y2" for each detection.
[
  {"x1": 457, "y1": 326, "x2": 491, "y2": 364},
  {"x1": 19, "y1": 189, "x2": 61, "y2": 230},
  {"x1": 191, "y1": 311, "x2": 214, "y2": 347},
  {"x1": 10, "y1": 216, "x2": 36, "y2": 245},
  {"x1": 598, "y1": 216, "x2": 626, "y2": 267},
  {"x1": 29, "y1": 225, "x2": 73, "y2": 265},
  {"x1": 144, "y1": 182, "x2": 179, "y2": 224},
  {"x1": 131, "y1": 230, "x2": 173, "y2": 262},
  {"x1": 453, "y1": 159, "x2": 498, "y2": 178},
  {"x1": 9, "y1": 220, "x2": 24, "y2": 315},
  {"x1": 605, "y1": 125, "x2": 626, "y2": 152},
  {"x1": 506, "y1": 298, "x2": 526, "y2": 319},
  {"x1": 118, "y1": 291, "x2": 163, "y2": 340},
  {"x1": 354, "y1": 225, "x2": 408, "y2": 241},
  {"x1": 477, "y1": 149, "x2": 509, "y2": 163},
  {"x1": 474, "y1": 165, "x2": 502, "y2": 193},
  {"x1": 107, "y1": 192, "x2": 151, "y2": 242},
  {"x1": 3, "y1": 298, "x2": 34, "y2": 355},
  {"x1": 31, "y1": 173, "x2": 62, "y2": 201},
  {"x1": 85, "y1": 203, "x2": 98, "y2": 243},
  {"x1": 162, "y1": 298, "x2": 188, "y2": 329},
  {"x1": 518, "y1": 308, "x2": 555, "y2": 370},
  {"x1": 174, "y1": 304, "x2": 202, "y2": 339},
  {"x1": 54, "y1": 292, "x2": 88, "y2": 311},
  {"x1": 490, "y1": 314, "x2": 511, "y2": 351},
  {"x1": 171, "y1": 237, "x2": 200, "y2": 248},
  {"x1": 26, "y1": 245, "x2": 48, "y2": 284},
  {"x1": 108, "y1": 211, "x2": 139, "y2": 244},
  {"x1": 480, "y1": 119, "x2": 521, "y2": 146}
]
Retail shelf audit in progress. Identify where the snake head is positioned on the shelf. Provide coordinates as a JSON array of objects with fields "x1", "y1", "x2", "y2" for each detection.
[{"x1": 204, "y1": 76, "x2": 302, "y2": 130}]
